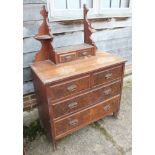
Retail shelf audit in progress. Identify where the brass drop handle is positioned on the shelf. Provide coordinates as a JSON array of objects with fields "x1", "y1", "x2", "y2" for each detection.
[
  {"x1": 69, "y1": 119, "x2": 78, "y2": 126},
  {"x1": 68, "y1": 102, "x2": 78, "y2": 109},
  {"x1": 64, "y1": 55, "x2": 72, "y2": 60},
  {"x1": 82, "y1": 51, "x2": 88, "y2": 56},
  {"x1": 104, "y1": 88, "x2": 111, "y2": 95},
  {"x1": 103, "y1": 104, "x2": 111, "y2": 111},
  {"x1": 67, "y1": 84, "x2": 77, "y2": 92},
  {"x1": 105, "y1": 73, "x2": 112, "y2": 79}
]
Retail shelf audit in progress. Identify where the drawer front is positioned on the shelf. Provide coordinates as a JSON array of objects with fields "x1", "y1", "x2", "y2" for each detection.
[
  {"x1": 77, "y1": 48, "x2": 94, "y2": 58},
  {"x1": 48, "y1": 76, "x2": 90, "y2": 101},
  {"x1": 54, "y1": 97, "x2": 119, "y2": 138},
  {"x1": 92, "y1": 65, "x2": 122, "y2": 87},
  {"x1": 59, "y1": 53, "x2": 76, "y2": 63},
  {"x1": 54, "y1": 109, "x2": 90, "y2": 137},
  {"x1": 90, "y1": 96, "x2": 119, "y2": 121},
  {"x1": 52, "y1": 80, "x2": 121, "y2": 118}
]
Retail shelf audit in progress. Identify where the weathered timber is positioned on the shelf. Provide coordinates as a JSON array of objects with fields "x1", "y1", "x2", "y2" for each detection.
[
  {"x1": 23, "y1": 0, "x2": 46, "y2": 4},
  {"x1": 23, "y1": 67, "x2": 32, "y2": 82},
  {"x1": 23, "y1": 4, "x2": 46, "y2": 21},
  {"x1": 23, "y1": 81, "x2": 34, "y2": 94},
  {"x1": 24, "y1": 27, "x2": 131, "y2": 53},
  {"x1": 23, "y1": 18, "x2": 131, "y2": 38}
]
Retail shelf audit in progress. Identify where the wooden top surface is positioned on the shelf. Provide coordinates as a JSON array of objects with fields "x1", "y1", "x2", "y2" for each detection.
[
  {"x1": 55, "y1": 43, "x2": 93, "y2": 54},
  {"x1": 30, "y1": 50, "x2": 126, "y2": 85}
]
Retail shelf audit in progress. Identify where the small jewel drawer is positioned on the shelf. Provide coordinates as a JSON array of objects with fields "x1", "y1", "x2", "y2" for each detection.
[
  {"x1": 77, "y1": 48, "x2": 94, "y2": 58},
  {"x1": 59, "y1": 53, "x2": 76, "y2": 63}
]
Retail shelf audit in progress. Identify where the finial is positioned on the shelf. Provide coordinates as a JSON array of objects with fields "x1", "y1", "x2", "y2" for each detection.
[
  {"x1": 35, "y1": 5, "x2": 51, "y2": 39},
  {"x1": 40, "y1": 5, "x2": 48, "y2": 19},
  {"x1": 83, "y1": 4, "x2": 89, "y2": 18}
]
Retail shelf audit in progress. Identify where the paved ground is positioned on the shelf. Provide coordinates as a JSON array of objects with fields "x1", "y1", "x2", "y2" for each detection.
[{"x1": 25, "y1": 75, "x2": 132, "y2": 155}]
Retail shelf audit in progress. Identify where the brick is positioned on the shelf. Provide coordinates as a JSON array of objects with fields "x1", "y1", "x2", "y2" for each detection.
[{"x1": 23, "y1": 95, "x2": 30, "y2": 102}]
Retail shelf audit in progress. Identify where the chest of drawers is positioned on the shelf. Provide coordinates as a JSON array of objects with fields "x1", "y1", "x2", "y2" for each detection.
[
  {"x1": 30, "y1": 5, "x2": 126, "y2": 150},
  {"x1": 30, "y1": 51, "x2": 126, "y2": 150}
]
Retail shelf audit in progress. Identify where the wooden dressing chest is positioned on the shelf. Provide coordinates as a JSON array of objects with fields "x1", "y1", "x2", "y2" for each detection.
[{"x1": 30, "y1": 5, "x2": 126, "y2": 150}]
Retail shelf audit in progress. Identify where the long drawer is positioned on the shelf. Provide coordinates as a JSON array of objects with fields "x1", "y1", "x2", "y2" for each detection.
[
  {"x1": 47, "y1": 75, "x2": 90, "y2": 101},
  {"x1": 92, "y1": 65, "x2": 122, "y2": 87},
  {"x1": 54, "y1": 96, "x2": 120, "y2": 139},
  {"x1": 51, "y1": 80, "x2": 121, "y2": 119}
]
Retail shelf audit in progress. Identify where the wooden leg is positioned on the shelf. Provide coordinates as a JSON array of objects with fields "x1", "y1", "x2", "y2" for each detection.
[
  {"x1": 113, "y1": 111, "x2": 119, "y2": 118},
  {"x1": 52, "y1": 139, "x2": 57, "y2": 151}
]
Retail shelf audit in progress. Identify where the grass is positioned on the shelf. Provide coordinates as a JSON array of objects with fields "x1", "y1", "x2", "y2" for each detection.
[{"x1": 23, "y1": 119, "x2": 44, "y2": 141}]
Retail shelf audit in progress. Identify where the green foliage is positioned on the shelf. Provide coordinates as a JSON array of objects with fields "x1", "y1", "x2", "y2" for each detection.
[{"x1": 23, "y1": 119, "x2": 44, "y2": 141}]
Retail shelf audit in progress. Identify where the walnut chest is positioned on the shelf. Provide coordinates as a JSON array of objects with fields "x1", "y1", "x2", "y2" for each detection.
[
  {"x1": 30, "y1": 50, "x2": 126, "y2": 149},
  {"x1": 30, "y1": 5, "x2": 126, "y2": 150}
]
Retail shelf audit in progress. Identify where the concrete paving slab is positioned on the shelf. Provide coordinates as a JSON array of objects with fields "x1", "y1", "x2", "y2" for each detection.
[
  {"x1": 26, "y1": 126, "x2": 120, "y2": 155},
  {"x1": 125, "y1": 150, "x2": 132, "y2": 155},
  {"x1": 98, "y1": 76, "x2": 132, "y2": 153}
]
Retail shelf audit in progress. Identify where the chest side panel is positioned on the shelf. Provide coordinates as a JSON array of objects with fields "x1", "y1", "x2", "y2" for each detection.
[{"x1": 31, "y1": 71, "x2": 52, "y2": 139}]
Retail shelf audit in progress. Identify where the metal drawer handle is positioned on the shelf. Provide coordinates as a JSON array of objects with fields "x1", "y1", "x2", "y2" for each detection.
[
  {"x1": 68, "y1": 102, "x2": 78, "y2": 109},
  {"x1": 82, "y1": 51, "x2": 88, "y2": 56},
  {"x1": 105, "y1": 73, "x2": 112, "y2": 79},
  {"x1": 67, "y1": 84, "x2": 77, "y2": 92},
  {"x1": 64, "y1": 55, "x2": 72, "y2": 60},
  {"x1": 103, "y1": 104, "x2": 111, "y2": 111},
  {"x1": 69, "y1": 119, "x2": 78, "y2": 126},
  {"x1": 104, "y1": 88, "x2": 112, "y2": 95}
]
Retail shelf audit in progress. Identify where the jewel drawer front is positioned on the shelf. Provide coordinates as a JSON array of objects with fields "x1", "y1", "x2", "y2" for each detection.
[
  {"x1": 48, "y1": 75, "x2": 90, "y2": 101},
  {"x1": 51, "y1": 80, "x2": 121, "y2": 119},
  {"x1": 59, "y1": 52, "x2": 76, "y2": 63},
  {"x1": 77, "y1": 48, "x2": 93, "y2": 58},
  {"x1": 54, "y1": 110, "x2": 90, "y2": 137},
  {"x1": 92, "y1": 65, "x2": 123, "y2": 87}
]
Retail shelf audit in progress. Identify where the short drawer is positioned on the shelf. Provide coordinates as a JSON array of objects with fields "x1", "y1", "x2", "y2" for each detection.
[
  {"x1": 48, "y1": 75, "x2": 90, "y2": 101},
  {"x1": 54, "y1": 96, "x2": 119, "y2": 138},
  {"x1": 77, "y1": 48, "x2": 94, "y2": 58},
  {"x1": 59, "y1": 52, "x2": 76, "y2": 63},
  {"x1": 51, "y1": 80, "x2": 121, "y2": 119},
  {"x1": 92, "y1": 65, "x2": 122, "y2": 87}
]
